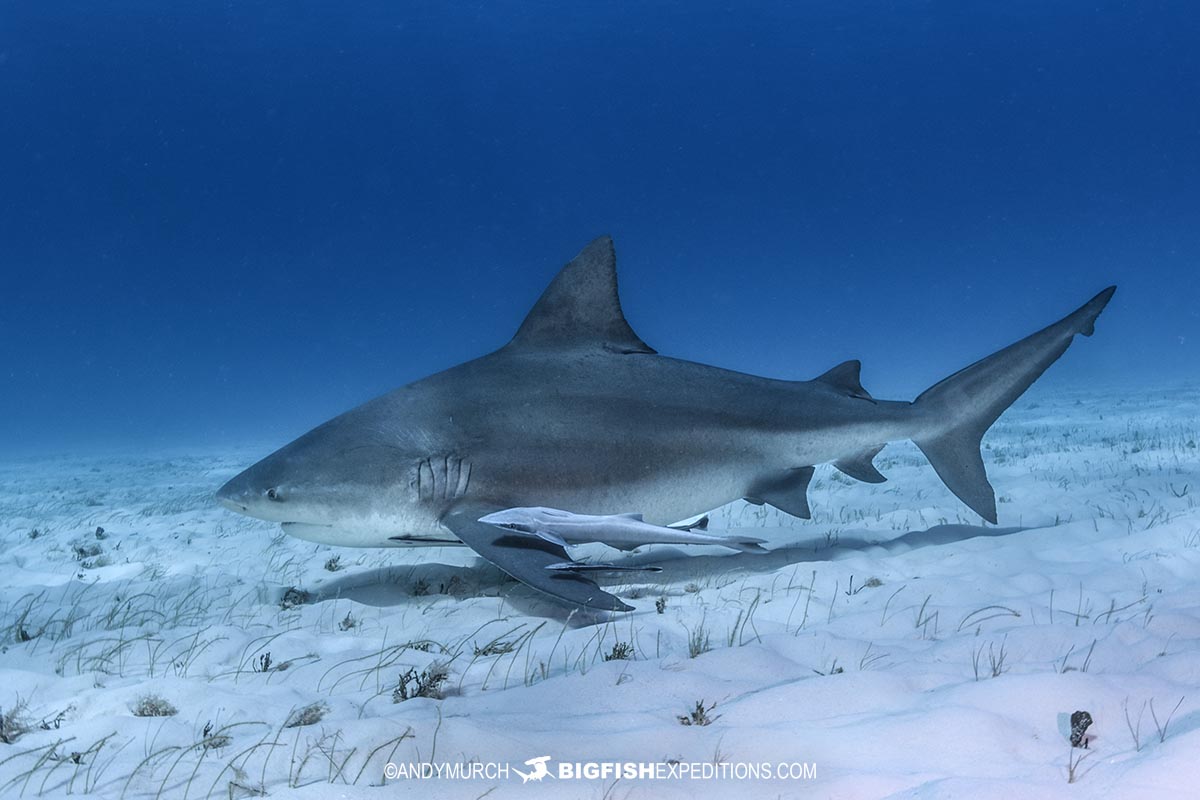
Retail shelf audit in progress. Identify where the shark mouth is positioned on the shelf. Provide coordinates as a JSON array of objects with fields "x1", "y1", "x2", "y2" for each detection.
[
  {"x1": 279, "y1": 521, "x2": 338, "y2": 543},
  {"x1": 279, "y1": 521, "x2": 464, "y2": 548}
]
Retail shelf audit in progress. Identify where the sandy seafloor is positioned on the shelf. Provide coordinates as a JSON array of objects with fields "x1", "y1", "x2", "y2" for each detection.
[{"x1": 1, "y1": 386, "x2": 1198, "y2": 800}]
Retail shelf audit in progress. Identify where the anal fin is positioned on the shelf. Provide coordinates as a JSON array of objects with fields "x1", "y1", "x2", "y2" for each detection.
[
  {"x1": 834, "y1": 444, "x2": 887, "y2": 484},
  {"x1": 745, "y1": 466, "x2": 815, "y2": 520}
]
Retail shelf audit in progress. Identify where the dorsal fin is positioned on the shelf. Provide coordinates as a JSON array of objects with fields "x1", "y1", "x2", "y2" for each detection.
[
  {"x1": 509, "y1": 237, "x2": 656, "y2": 354},
  {"x1": 815, "y1": 359, "x2": 873, "y2": 401}
]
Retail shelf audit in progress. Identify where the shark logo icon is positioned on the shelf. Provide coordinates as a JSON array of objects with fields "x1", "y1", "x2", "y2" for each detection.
[{"x1": 513, "y1": 756, "x2": 553, "y2": 783}]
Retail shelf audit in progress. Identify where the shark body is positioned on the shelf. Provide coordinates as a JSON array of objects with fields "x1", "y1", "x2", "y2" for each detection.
[{"x1": 217, "y1": 237, "x2": 1114, "y2": 611}]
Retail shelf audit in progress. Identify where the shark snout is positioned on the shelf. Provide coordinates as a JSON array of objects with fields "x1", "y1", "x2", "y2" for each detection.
[
  {"x1": 215, "y1": 476, "x2": 252, "y2": 512},
  {"x1": 215, "y1": 463, "x2": 313, "y2": 524},
  {"x1": 215, "y1": 467, "x2": 280, "y2": 515}
]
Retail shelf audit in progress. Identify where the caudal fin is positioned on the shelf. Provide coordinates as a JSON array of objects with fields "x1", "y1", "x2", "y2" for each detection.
[{"x1": 913, "y1": 286, "x2": 1116, "y2": 523}]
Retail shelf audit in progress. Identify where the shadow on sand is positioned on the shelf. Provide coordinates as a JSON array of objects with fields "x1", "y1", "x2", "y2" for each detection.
[{"x1": 303, "y1": 522, "x2": 1034, "y2": 620}]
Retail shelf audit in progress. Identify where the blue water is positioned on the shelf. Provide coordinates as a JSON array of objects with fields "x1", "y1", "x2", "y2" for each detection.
[{"x1": 2, "y1": 2, "x2": 1196, "y2": 454}]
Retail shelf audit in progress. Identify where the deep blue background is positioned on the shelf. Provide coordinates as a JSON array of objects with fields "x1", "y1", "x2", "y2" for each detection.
[{"x1": 2, "y1": 2, "x2": 1197, "y2": 453}]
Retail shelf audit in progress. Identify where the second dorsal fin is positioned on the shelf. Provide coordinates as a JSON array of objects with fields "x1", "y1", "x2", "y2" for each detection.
[
  {"x1": 815, "y1": 359, "x2": 873, "y2": 401},
  {"x1": 509, "y1": 237, "x2": 656, "y2": 354}
]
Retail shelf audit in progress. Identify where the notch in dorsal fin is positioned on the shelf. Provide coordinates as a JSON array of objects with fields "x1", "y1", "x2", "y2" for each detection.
[
  {"x1": 815, "y1": 360, "x2": 874, "y2": 401},
  {"x1": 509, "y1": 236, "x2": 656, "y2": 354}
]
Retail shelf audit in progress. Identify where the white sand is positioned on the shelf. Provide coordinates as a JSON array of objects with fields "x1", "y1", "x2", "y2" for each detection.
[{"x1": 1, "y1": 386, "x2": 1197, "y2": 799}]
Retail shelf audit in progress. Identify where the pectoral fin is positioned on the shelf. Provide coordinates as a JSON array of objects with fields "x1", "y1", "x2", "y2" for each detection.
[
  {"x1": 442, "y1": 504, "x2": 633, "y2": 612},
  {"x1": 532, "y1": 530, "x2": 571, "y2": 549}
]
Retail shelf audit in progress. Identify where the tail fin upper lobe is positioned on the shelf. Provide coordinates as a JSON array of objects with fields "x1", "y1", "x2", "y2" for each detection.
[{"x1": 913, "y1": 286, "x2": 1116, "y2": 523}]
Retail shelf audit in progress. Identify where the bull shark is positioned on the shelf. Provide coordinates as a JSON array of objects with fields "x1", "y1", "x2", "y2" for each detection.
[{"x1": 216, "y1": 237, "x2": 1114, "y2": 612}]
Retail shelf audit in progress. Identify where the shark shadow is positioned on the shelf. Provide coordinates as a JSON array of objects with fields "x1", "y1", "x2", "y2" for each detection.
[{"x1": 306, "y1": 523, "x2": 1031, "y2": 614}]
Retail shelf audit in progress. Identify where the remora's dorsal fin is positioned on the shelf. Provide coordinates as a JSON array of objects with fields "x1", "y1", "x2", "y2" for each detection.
[
  {"x1": 510, "y1": 236, "x2": 657, "y2": 354},
  {"x1": 667, "y1": 514, "x2": 708, "y2": 531},
  {"x1": 815, "y1": 360, "x2": 873, "y2": 401}
]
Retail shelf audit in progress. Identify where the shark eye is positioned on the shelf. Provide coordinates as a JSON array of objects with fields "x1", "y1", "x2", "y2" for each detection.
[{"x1": 266, "y1": 487, "x2": 281, "y2": 501}]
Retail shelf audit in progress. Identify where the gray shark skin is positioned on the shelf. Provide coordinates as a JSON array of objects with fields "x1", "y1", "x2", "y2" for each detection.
[{"x1": 217, "y1": 237, "x2": 1115, "y2": 612}]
